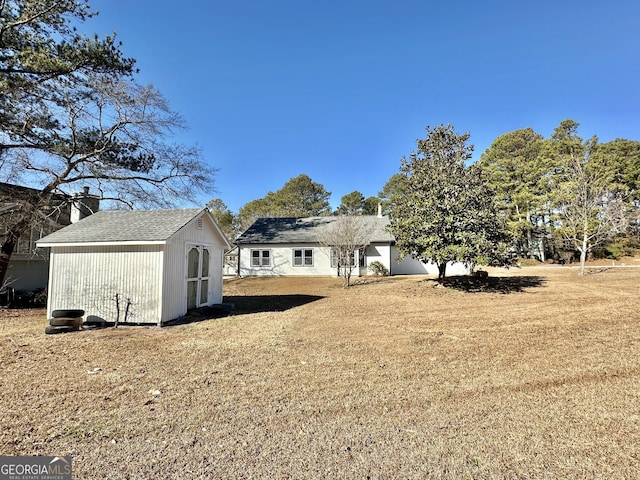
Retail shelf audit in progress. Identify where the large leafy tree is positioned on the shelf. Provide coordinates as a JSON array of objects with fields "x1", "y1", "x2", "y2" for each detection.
[
  {"x1": 0, "y1": 1, "x2": 214, "y2": 287},
  {"x1": 238, "y1": 174, "x2": 330, "y2": 225},
  {"x1": 477, "y1": 128, "x2": 548, "y2": 257},
  {"x1": 387, "y1": 124, "x2": 508, "y2": 280}
]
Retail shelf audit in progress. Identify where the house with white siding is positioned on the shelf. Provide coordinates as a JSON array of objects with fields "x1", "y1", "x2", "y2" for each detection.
[
  {"x1": 37, "y1": 208, "x2": 230, "y2": 326},
  {"x1": 235, "y1": 215, "x2": 470, "y2": 277}
]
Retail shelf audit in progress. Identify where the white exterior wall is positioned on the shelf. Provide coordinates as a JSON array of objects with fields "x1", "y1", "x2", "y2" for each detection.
[
  {"x1": 390, "y1": 246, "x2": 471, "y2": 275},
  {"x1": 162, "y1": 218, "x2": 225, "y2": 322},
  {"x1": 363, "y1": 243, "x2": 393, "y2": 274},
  {"x1": 239, "y1": 242, "x2": 471, "y2": 277},
  {"x1": 239, "y1": 244, "x2": 336, "y2": 276},
  {"x1": 46, "y1": 245, "x2": 164, "y2": 324}
]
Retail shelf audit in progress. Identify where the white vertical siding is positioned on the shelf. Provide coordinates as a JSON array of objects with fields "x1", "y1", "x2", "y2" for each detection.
[
  {"x1": 45, "y1": 212, "x2": 227, "y2": 325},
  {"x1": 162, "y1": 215, "x2": 226, "y2": 322},
  {"x1": 162, "y1": 236, "x2": 186, "y2": 322},
  {"x1": 210, "y1": 246, "x2": 224, "y2": 303},
  {"x1": 47, "y1": 245, "x2": 164, "y2": 324}
]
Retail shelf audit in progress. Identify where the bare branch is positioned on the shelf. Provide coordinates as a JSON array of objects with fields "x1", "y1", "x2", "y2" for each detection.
[{"x1": 318, "y1": 216, "x2": 375, "y2": 286}]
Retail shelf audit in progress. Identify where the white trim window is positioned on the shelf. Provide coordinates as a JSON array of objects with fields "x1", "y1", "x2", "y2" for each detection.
[
  {"x1": 251, "y1": 249, "x2": 271, "y2": 267},
  {"x1": 293, "y1": 248, "x2": 313, "y2": 267},
  {"x1": 330, "y1": 248, "x2": 356, "y2": 268}
]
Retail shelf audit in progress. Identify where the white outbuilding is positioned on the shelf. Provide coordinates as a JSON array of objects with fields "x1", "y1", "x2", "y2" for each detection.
[{"x1": 37, "y1": 208, "x2": 230, "y2": 326}]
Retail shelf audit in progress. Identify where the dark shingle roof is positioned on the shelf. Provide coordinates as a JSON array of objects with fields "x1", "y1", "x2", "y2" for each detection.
[
  {"x1": 235, "y1": 216, "x2": 395, "y2": 245},
  {"x1": 37, "y1": 208, "x2": 205, "y2": 245}
]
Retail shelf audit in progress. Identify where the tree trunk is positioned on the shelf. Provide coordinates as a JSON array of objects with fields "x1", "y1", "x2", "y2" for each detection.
[
  {"x1": 578, "y1": 233, "x2": 589, "y2": 276},
  {"x1": 343, "y1": 263, "x2": 354, "y2": 287},
  {"x1": 526, "y1": 210, "x2": 532, "y2": 257},
  {"x1": 437, "y1": 262, "x2": 447, "y2": 281},
  {"x1": 0, "y1": 235, "x2": 17, "y2": 288}
]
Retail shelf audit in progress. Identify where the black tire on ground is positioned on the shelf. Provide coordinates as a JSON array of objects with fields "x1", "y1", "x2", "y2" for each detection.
[
  {"x1": 83, "y1": 315, "x2": 106, "y2": 327},
  {"x1": 49, "y1": 317, "x2": 83, "y2": 327},
  {"x1": 44, "y1": 325, "x2": 77, "y2": 335},
  {"x1": 52, "y1": 309, "x2": 85, "y2": 318}
]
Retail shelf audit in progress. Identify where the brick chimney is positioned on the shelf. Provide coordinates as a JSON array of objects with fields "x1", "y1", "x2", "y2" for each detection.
[{"x1": 70, "y1": 187, "x2": 100, "y2": 223}]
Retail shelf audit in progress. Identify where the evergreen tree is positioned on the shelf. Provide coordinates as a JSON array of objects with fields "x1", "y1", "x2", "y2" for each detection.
[
  {"x1": 477, "y1": 128, "x2": 547, "y2": 257},
  {"x1": 590, "y1": 138, "x2": 640, "y2": 203},
  {"x1": 238, "y1": 174, "x2": 331, "y2": 226},
  {"x1": 387, "y1": 124, "x2": 508, "y2": 280},
  {"x1": 206, "y1": 198, "x2": 237, "y2": 242},
  {"x1": 335, "y1": 191, "x2": 365, "y2": 215},
  {"x1": 0, "y1": 1, "x2": 214, "y2": 287},
  {"x1": 362, "y1": 196, "x2": 380, "y2": 216},
  {"x1": 378, "y1": 173, "x2": 406, "y2": 214}
]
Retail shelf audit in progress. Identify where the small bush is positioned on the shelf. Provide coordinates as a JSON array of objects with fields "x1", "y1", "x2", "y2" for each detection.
[
  {"x1": 517, "y1": 257, "x2": 542, "y2": 266},
  {"x1": 593, "y1": 235, "x2": 640, "y2": 259},
  {"x1": 369, "y1": 261, "x2": 389, "y2": 276},
  {"x1": 592, "y1": 245, "x2": 623, "y2": 260}
]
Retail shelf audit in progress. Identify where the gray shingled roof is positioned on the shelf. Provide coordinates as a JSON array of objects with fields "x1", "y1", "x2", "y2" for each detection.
[
  {"x1": 37, "y1": 208, "x2": 205, "y2": 245},
  {"x1": 235, "y1": 216, "x2": 395, "y2": 245}
]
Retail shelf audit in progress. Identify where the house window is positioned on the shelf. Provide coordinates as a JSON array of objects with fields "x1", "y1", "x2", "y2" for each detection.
[
  {"x1": 293, "y1": 248, "x2": 313, "y2": 267},
  {"x1": 251, "y1": 249, "x2": 270, "y2": 267},
  {"x1": 330, "y1": 248, "x2": 356, "y2": 268}
]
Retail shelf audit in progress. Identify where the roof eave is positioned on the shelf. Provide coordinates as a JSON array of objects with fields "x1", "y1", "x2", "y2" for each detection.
[{"x1": 37, "y1": 240, "x2": 168, "y2": 248}]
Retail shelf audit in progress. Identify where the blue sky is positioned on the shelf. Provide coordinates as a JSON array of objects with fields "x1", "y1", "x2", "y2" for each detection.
[{"x1": 87, "y1": 1, "x2": 640, "y2": 212}]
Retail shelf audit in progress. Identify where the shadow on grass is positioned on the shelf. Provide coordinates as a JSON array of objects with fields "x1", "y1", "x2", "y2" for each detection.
[
  {"x1": 438, "y1": 275, "x2": 546, "y2": 294},
  {"x1": 163, "y1": 295, "x2": 325, "y2": 326},
  {"x1": 585, "y1": 267, "x2": 613, "y2": 275},
  {"x1": 222, "y1": 294, "x2": 325, "y2": 315}
]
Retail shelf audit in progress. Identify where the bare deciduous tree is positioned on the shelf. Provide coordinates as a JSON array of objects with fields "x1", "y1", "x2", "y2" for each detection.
[
  {"x1": 0, "y1": 77, "x2": 214, "y2": 286},
  {"x1": 319, "y1": 216, "x2": 374, "y2": 287},
  {"x1": 1, "y1": 1, "x2": 214, "y2": 287},
  {"x1": 555, "y1": 146, "x2": 630, "y2": 276}
]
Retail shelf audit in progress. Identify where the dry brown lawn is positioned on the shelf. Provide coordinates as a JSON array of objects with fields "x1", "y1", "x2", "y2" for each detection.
[{"x1": 1, "y1": 265, "x2": 640, "y2": 479}]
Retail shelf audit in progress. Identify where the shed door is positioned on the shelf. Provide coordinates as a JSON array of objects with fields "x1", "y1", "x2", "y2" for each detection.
[{"x1": 187, "y1": 245, "x2": 211, "y2": 309}]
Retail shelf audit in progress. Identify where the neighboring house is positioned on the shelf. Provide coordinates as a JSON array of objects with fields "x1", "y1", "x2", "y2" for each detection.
[
  {"x1": 37, "y1": 208, "x2": 231, "y2": 326},
  {"x1": 0, "y1": 183, "x2": 99, "y2": 292},
  {"x1": 223, "y1": 246, "x2": 239, "y2": 276},
  {"x1": 235, "y1": 215, "x2": 470, "y2": 277}
]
